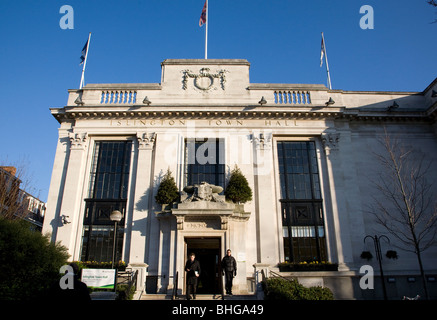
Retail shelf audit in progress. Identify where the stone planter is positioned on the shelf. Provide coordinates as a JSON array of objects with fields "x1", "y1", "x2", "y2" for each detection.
[{"x1": 278, "y1": 263, "x2": 338, "y2": 272}]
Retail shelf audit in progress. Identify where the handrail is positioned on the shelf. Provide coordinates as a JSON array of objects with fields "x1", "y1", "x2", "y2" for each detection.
[
  {"x1": 269, "y1": 270, "x2": 295, "y2": 282},
  {"x1": 127, "y1": 270, "x2": 138, "y2": 297},
  {"x1": 172, "y1": 271, "x2": 179, "y2": 300},
  {"x1": 221, "y1": 271, "x2": 225, "y2": 300}
]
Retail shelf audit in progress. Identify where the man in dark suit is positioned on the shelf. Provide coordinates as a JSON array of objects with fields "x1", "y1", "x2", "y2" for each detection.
[
  {"x1": 185, "y1": 253, "x2": 201, "y2": 300},
  {"x1": 221, "y1": 249, "x2": 237, "y2": 295}
]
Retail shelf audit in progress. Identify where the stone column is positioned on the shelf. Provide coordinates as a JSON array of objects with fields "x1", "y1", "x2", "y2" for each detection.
[{"x1": 55, "y1": 132, "x2": 89, "y2": 259}]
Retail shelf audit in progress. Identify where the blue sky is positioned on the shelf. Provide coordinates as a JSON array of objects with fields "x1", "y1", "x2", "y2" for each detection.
[{"x1": 0, "y1": 0, "x2": 436, "y2": 202}]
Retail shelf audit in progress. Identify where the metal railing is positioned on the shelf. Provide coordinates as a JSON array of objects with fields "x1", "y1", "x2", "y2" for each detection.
[
  {"x1": 117, "y1": 269, "x2": 138, "y2": 299},
  {"x1": 221, "y1": 272, "x2": 225, "y2": 300},
  {"x1": 171, "y1": 271, "x2": 179, "y2": 300}
]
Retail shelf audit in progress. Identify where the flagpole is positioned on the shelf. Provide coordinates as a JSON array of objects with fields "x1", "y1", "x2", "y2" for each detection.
[
  {"x1": 321, "y1": 32, "x2": 332, "y2": 90},
  {"x1": 80, "y1": 32, "x2": 91, "y2": 89},
  {"x1": 205, "y1": 0, "x2": 208, "y2": 59}
]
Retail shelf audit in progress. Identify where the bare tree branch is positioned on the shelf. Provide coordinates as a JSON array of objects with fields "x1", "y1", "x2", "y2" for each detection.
[{"x1": 367, "y1": 129, "x2": 437, "y2": 299}]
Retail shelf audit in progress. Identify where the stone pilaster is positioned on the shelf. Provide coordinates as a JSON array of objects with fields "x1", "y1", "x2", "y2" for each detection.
[
  {"x1": 252, "y1": 131, "x2": 278, "y2": 265},
  {"x1": 129, "y1": 132, "x2": 156, "y2": 264},
  {"x1": 55, "y1": 132, "x2": 89, "y2": 258}
]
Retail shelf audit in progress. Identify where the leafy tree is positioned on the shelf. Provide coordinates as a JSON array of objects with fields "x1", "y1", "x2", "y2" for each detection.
[
  {"x1": 155, "y1": 168, "x2": 179, "y2": 205},
  {"x1": 0, "y1": 218, "x2": 69, "y2": 300},
  {"x1": 224, "y1": 165, "x2": 253, "y2": 204}
]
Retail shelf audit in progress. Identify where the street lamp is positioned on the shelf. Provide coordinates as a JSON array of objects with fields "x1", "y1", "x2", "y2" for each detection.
[
  {"x1": 110, "y1": 210, "x2": 123, "y2": 269},
  {"x1": 363, "y1": 234, "x2": 390, "y2": 300}
]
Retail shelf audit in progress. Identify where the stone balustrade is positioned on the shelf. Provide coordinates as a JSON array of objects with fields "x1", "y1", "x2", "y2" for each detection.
[
  {"x1": 100, "y1": 90, "x2": 137, "y2": 104},
  {"x1": 274, "y1": 90, "x2": 311, "y2": 105}
]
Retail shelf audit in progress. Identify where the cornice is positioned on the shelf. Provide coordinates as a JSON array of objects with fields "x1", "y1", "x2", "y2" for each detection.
[{"x1": 50, "y1": 104, "x2": 432, "y2": 123}]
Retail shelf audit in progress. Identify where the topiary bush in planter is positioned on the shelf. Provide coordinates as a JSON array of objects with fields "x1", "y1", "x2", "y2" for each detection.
[
  {"x1": 224, "y1": 165, "x2": 253, "y2": 204},
  {"x1": 155, "y1": 168, "x2": 179, "y2": 209},
  {"x1": 263, "y1": 277, "x2": 334, "y2": 300}
]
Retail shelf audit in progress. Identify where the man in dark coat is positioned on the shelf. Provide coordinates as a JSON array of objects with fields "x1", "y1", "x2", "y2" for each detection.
[
  {"x1": 185, "y1": 252, "x2": 201, "y2": 300},
  {"x1": 221, "y1": 249, "x2": 237, "y2": 295}
]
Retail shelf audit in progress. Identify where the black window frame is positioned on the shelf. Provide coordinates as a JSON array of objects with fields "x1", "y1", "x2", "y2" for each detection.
[
  {"x1": 184, "y1": 138, "x2": 225, "y2": 190},
  {"x1": 277, "y1": 141, "x2": 327, "y2": 263},
  {"x1": 80, "y1": 140, "x2": 132, "y2": 263}
]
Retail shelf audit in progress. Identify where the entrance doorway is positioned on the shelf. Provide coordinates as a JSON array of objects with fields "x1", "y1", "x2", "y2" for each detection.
[{"x1": 185, "y1": 237, "x2": 222, "y2": 294}]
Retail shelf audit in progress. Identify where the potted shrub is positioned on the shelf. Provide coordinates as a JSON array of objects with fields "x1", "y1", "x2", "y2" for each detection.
[
  {"x1": 386, "y1": 250, "x2": 398, "y2": 260},
  {"x1": 155, "y1": 168, "x2": 179, "y2": 210},
  {"x1": 224, "y1": 165, "x2": 253, "y2": 204},
  {"x1": 360, "y1": 251, "x2": 373, "y2": 260},
  {"x1": 278, "y1": 261, "x2": 338, "y2": 272}
]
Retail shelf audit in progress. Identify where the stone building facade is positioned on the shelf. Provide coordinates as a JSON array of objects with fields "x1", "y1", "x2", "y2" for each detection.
[{"x1": 43, "y1": 59, "x2": 437, "y2": 299}]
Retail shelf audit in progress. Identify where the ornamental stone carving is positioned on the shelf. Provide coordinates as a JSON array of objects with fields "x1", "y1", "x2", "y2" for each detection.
[
  {"x1": 252, "y1": 132, "x2": 272, "y2": 150},
  {"x1": 321, "y1": 133, "x2": 340, "y2": 152},
  {"x1": 182, "y1": 182, "x2": 225, "y2": 203},
  {"x1": 68, "y1": 132, "x2": 88, "y2": 150},
  {"x1": 181, "y1": 68, "x2": 229, "y2": 91},
  {"x1": 137, "y1": 132, "x2": 156, "y2": 150},
  {"x1": 158, "y1": 182, "x2": 250, "y2": 231}
]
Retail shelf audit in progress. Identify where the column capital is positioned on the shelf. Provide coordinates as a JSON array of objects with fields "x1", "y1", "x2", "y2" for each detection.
[
  {"x1": 137, "y1": 132, "x2": 156, "y2": 150},
  {"x1": 321, "y1": 133, "x2": 340, "y2": 153},
  {"x1": 68, "y1": 132, "x2": 88, "y2": 150},
  {"x1": 252, "y1": 131, "x2": 272, "y2": 150}
]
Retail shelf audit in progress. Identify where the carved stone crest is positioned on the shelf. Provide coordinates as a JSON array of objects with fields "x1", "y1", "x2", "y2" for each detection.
[
  {"x1": 181, "y1": 68, "x2": 228, "y2": 91},
  {"x1": 182, "y1": 181, "x2": 225, "y2": 203}
]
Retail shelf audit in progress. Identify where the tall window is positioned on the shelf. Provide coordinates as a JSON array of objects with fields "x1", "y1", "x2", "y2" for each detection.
[
  {"x1": 80, "y1": 141, "x2": 132, "y2": 262},
  {"x1": 184, "y1": 138, "x2": 225, "y2": 190},
  {"x1": 277, "y1": 141, "x2": 327, "y2": 262}
]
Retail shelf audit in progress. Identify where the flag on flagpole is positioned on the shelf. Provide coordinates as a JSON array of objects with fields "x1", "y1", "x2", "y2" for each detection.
[
  {"x1": 199, "y1": 0, "x2": 207, "y2": 27},
  {"x1": 319, "y1": 32, "x2": 332, "y2": 90},
  {"x1": 320, "y1": 35, "x2": 325, "y2": 67},
  {"x1": 80, "y1": 39, "x2": 89, "y2": 65},
  {"x1": 79, "y1": 33, "x2": 91, "y2": 89}
]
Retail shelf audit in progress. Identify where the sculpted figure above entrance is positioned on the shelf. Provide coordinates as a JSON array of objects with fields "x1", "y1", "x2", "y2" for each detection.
[{"x1": 182, "y1": 182, "x2": 225, "y2": 203}]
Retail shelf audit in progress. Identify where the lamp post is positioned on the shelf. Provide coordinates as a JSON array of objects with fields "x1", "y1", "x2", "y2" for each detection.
[
  {"x1": 364, "y1": 234, "x2": 390, "y2": 300},
  {"x1": 110, "y1": 210, "x2": 123, "y2": 269}
]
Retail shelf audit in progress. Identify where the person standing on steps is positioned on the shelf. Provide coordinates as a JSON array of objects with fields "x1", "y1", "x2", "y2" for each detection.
[
  {"x1": 221, "y1": 249, "x2": 237, "y2": 295},
  {"x1": 185, "y1": 252, "x2": 201, "y2": 300}
]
